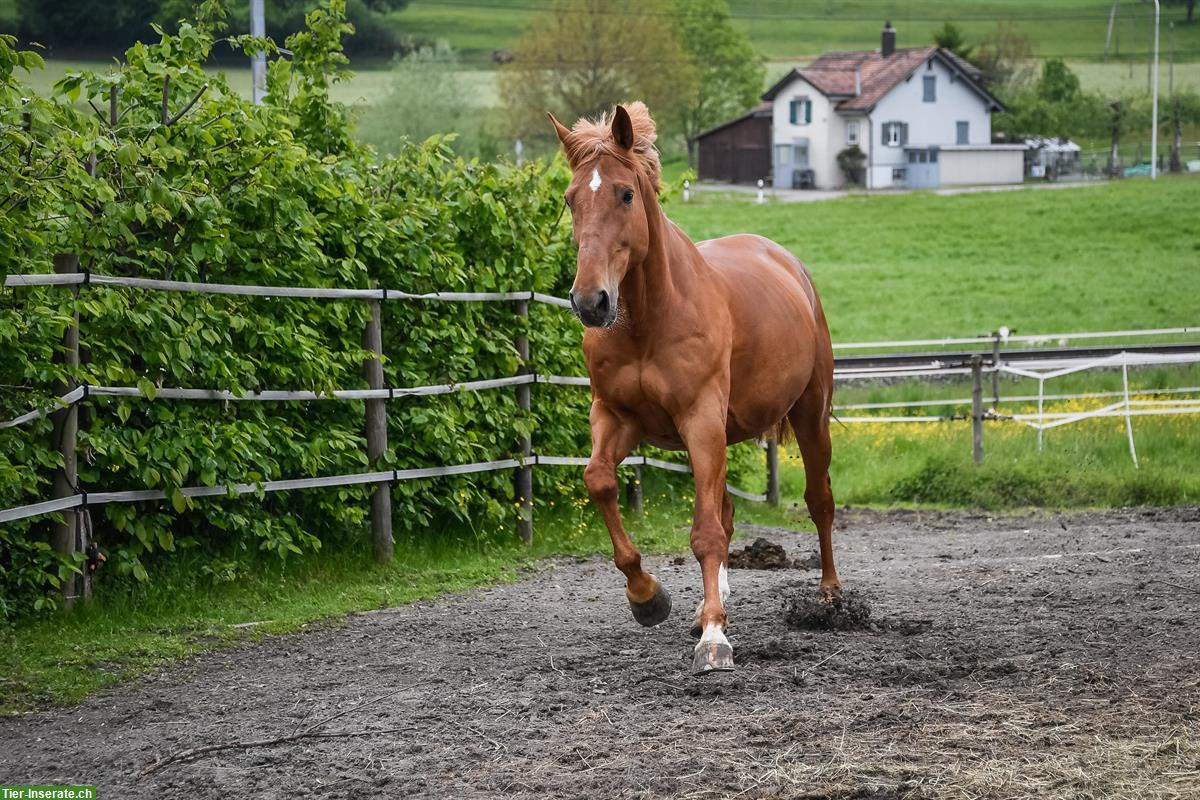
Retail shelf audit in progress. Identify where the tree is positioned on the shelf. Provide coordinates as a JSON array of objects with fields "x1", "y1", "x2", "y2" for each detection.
[
  {"x1": 16, "y1": 0, "x2": 161, "y2": 48},
  {"x1": 1094, "y1": 93, "x2": 1152, "y2": 176},
  {"x1": 993, "y1": 60, "x2": 1103, "y2": 142},
  {"x1": 1037, "y1": 58, "x2": 1081, "y2": 104},
  {"x1": 1164, "y1": 90, "x2": 1200, "y2": 172},
  {"x1": 15, "y1": 0, "x2": 410, "y2": 54},
  {"x1": 357, "y1": 41, "x2": 479, "y2": 156},
  {"x1": 497, "y1": 0, "x2": 693, "y2": 152},
  {"x1": 673, "y1": 0, "x2": 764, "y2": 168},
  {"x1": 931, "y1": 22, "x2": 973, "y2": 61},
  {"x1": 973, "y1": 21, "x2": 1034, "y2": 90}
]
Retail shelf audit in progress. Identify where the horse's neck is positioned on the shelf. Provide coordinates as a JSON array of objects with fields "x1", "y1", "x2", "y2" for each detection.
[{"x1": 621, "y1": 200, "x2": 696, "y2": 332}]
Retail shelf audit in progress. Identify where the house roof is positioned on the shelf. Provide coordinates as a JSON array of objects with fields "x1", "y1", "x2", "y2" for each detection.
[
  {"x1": 693, "y1": 101, "x2": 772, "y2": 141},
  {"x1": 762, "y1": 46, "x2": 1003, "y2": 113}
]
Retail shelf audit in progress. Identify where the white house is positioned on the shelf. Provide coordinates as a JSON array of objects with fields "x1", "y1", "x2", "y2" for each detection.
[{"x1": 761, "y1": 23, "x2": 1024, "y2": 190}]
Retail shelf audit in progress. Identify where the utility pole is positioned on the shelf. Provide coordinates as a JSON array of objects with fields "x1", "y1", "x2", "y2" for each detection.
[
  {"x1": 250, "y1": 0, "x2": 266, "y2": 105},
  {"x1": 1148, "y1": 2, "x2": 1155, "y2": 92},
  {"x1": 1151, "y1": 0, "x2": 1160, "y2": 180},
  {"x1": 1104, "y1": 0, "x2": 1119, "y2": 62},
  {"x1": 1169, "y1": 21, "x2": 1175, "y2": 96}
]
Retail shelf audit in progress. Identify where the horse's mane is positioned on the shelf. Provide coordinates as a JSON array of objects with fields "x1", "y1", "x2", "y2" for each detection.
[{"x1": 563, "y1": 101, "x2": 662, "y2": 194}]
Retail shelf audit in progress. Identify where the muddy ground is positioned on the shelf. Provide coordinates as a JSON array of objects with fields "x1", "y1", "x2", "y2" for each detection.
[{"x1": 3, "y1": 508, "x2": 1199, "y2": 799}]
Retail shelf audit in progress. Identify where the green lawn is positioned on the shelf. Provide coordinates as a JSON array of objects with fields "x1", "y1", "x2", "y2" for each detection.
[{"x1": 668, "y1": 178, "x2": 1200, "y2": 343}]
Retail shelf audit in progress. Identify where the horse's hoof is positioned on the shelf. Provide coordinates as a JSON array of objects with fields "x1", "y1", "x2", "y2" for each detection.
[
  {"x1": 820, "y1": 583, "x2": 844, "y2": 603},
  {"x1": 629, "y1": 580, "x2": 672, "y2": 627},
  {"x1": 692, "y1": 641, "x2": 735, "y2": 675}
]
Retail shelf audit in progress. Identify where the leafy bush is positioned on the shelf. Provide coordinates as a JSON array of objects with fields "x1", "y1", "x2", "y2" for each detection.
[{"x1": 0, "y1": 1, "x2": 593, "y2": 618}]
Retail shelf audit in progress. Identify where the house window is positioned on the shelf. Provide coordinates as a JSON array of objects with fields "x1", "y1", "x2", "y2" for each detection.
[
  {"x1": 883, "y1": 122, "x2": 906, "y2": 147},
  {"x1": 846, "y1": 121, "x2": 860, "y2": 145},
  {"x1": 789, "y1": 97, "x2": 812, "y2": 126},
  {"x1": 794, "y1": 145, "x2": 809, "y2": 166},
  {"x1": 923, "y1": 75, "x2": 936, "y2": 102},
  {"x1": 957, "y1": 121, "x2": 969, "y2": 144},
  {"x1": 892, "y1": 168, "x2": 907, "y2": 183},
  {"x1": 775, "y1": 144, "x2": 790, "y2": 165}
]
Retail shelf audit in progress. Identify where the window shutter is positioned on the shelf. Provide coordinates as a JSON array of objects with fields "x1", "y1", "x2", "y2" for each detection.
[
  {"x1": 901, "y1": 123, "x2": 909, "y2": 146},
  {"x1": 789, "y1": 100, "x2": 797, "y2": 125},
  {"x1": 805, "y1": 100, "x2": 812, "y2": 124}
]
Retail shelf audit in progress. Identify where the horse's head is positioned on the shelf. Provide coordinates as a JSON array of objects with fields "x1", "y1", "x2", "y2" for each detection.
[{"x1": 548, "y1": 102, "x2": 662, "y2": 328}]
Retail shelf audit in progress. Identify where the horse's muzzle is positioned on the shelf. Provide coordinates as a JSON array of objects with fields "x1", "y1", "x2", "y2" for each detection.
[{"x1": 569, "y1": 288, "x2": 616, "y2": 328}]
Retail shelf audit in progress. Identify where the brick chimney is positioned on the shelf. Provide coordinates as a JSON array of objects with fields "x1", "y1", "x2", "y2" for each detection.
[{"x1": 882, "y1": 21, "x2": 896, "y2": 57}]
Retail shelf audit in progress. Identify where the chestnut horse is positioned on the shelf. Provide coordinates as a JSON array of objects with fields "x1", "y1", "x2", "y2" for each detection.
[{"x1": 549, "y1": 102, "x2": 841, "y2": 675}]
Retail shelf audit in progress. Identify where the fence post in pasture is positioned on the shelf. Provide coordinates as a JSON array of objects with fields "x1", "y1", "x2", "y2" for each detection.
[
  {"x1": 766, "y1": 438, "x2": 780, "y2": 507},
  {"x1": 50, "y1": 254, "x2": 85, "y2": 608},
  {"x1": 625, "y1": 464, "x2": 644, "y2": 516},
  {"x1": 514, "y1": 299, "x2": 534, "y2": 544},
  {"x1": 971, "y1": 355, "x2": 984, "y2": 466},
  {"x1": 363, "y1": 298, "x2": 393, "y2": 563},
  {"x1": 991, "y1": 332, "x2": 1002, "y2": 409}
]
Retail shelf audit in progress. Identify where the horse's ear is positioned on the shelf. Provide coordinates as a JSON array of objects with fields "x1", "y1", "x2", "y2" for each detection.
[
  {"x1": 611, "y1": 105, "x2": 634, "y2": 151},
  {"x1": 547, "y1": 112, "x2": 573, "y2": 150}
]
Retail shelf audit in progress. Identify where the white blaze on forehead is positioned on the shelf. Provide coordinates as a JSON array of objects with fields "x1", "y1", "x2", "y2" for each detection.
[{"x1": 589, "y1": 168, "x2": 602, "y2": 192}]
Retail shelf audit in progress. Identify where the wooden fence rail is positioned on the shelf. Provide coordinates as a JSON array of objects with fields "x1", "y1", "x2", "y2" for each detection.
[{"x1": 0, "y1": 266, "x2": 775, "y2": 602}]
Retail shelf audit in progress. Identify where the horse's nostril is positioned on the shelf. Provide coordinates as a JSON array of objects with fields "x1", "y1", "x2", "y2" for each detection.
[{"x1": 597, "y1": 290, "x2": 610, "y2": 314}]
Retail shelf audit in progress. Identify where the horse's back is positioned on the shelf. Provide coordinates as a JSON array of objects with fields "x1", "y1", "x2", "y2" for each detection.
[{"x1": 694, "y1": 232, "x2": 828, "y2": 346}]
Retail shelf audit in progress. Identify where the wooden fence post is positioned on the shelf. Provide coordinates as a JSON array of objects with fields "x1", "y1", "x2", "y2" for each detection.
[
  {"x1": 971, "y1": 355, "x2": 984, "y2": 466},
  {"x1": 625, "y1": 464, "x2": 643, "y2": 515},
  {"x1": 50, "y1": 254, "x2": 84, "y2": 608},
  {"x1": 514, "y1": 300, "x2": 533, "y2": 544},
  {"x1": 363, "y1": 298, "x2": 393, "y2": 563},
  {"x1": 766, "y1": 438, "x2": 780, "y2": 507},
  {"x1": 991, "y1": 331, "x2": 1002, "y2": 409}
]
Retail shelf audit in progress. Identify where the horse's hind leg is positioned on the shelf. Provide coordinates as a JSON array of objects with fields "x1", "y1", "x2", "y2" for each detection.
[
  {"x1": 788, "y1": 389, "x2": 843, "y2": 601},
  {"x1": 585, "y1": 401, "x2": 671, "y2": 627}
]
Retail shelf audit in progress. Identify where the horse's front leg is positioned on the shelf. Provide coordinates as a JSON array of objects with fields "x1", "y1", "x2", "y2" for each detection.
[
  {"x1": 584, "y1": 401, "x2": 671, "y2": 627},
  {"x1": 678, "y1": 404, "x2": 735, "y2": 674}
]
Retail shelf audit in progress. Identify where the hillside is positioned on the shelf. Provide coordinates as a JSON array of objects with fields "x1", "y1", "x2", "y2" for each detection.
[{"x1": 390, "y1": 0, "x2": 1200, "y2": 66}]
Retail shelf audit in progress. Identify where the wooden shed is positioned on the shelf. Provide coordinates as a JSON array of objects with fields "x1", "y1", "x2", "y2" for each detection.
[{"x1": 694, "y1": 103, "x2": 772, "y2": 184}]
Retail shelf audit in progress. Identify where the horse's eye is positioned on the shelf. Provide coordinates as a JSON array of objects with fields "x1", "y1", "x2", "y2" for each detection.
[{"x1": 622, "y1": 189, "x2": 634, "y2": 205}]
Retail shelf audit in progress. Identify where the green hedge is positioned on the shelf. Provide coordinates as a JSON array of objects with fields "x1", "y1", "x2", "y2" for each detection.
[{"x1": 0, "y1": 1, "x2": 595, "y2": 618}]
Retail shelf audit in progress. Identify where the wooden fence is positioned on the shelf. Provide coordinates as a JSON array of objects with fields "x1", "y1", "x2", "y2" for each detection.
[{"x1": 1, "y1": 265, "x2": 775, "y2": 604}]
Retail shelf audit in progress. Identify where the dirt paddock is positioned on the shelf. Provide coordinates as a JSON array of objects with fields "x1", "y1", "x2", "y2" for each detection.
[{"x1": 3, "y1": 508, "x2": 1199, "y2": 799}]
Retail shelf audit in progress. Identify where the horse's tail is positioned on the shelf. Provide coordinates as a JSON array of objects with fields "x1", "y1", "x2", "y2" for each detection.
[{"x1": 771, "y1": 417, "x2": 795, "y2": 447}]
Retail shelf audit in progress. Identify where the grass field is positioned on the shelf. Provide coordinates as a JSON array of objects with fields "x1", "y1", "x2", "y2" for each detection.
[
  {"x1": 811, "y1": 387, "x2": 1200, "y2": 511},
  {"x1": 388, "y1": 1, "x2": 1200, "y2": 64},
  {"x1": 669, "y1": 178, "x2": 1200, "y2": 342}
]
